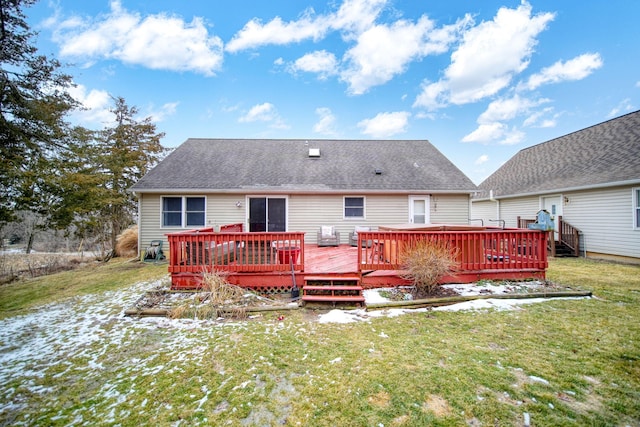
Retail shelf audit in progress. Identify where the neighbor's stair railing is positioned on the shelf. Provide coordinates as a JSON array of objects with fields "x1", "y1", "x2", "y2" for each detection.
[{"x1": 517, "y1": 215, "x2": 580, "y2": 257}]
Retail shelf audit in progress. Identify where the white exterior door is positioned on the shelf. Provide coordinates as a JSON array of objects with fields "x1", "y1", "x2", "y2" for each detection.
[
  {"x1": 409, "y1": 196, "x2": 430, "y2": 224},
  {"x1": 542, "y1": 195, "x2": 562, "y2": 241}
]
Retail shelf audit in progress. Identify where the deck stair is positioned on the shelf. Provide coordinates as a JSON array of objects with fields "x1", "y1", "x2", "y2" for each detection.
[
  {"x1": 302, "y1": 275, "x2": 365, "y2": 306},
  {"x1": 553, "y1": 241, "x2": 578, "y2": 257}
]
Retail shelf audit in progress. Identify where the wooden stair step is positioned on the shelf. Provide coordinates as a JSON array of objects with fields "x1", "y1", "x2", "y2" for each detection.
[
  {"x1": 301, "y1": 295, "x2": 365, "y2": 302},
  {"x1": 303, "y1": 285, "x2": 363, "y2": 291},
  {"x1": 304, "y1": 275, "x2": 360, "y2": 282}
]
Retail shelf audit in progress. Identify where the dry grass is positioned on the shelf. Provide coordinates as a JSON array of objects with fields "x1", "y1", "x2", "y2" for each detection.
[
  {"x1": 0, "y1": 258, "x2": 639, "y2": 426},
  {"x1": 0, "y1": 252, "x2": 88, "y2": 284},
  {"x1": 115, "y1": 226, "x2": 138, "y2": 257},
  {"x1": 401, "y1": 239, "x2": 459, "y2": 295},
  {"x1": 168, "y1": 270, "x2": 270, "y2": 319}
]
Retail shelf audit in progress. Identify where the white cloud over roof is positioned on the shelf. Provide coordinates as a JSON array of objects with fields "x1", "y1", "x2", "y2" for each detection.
[
  {"x1": 521, "y1": 53, "x2": 603, "y2": 90},
  {"x1": 313, "y1": 107, "x2": 337, "y2": 135},
  {"x1": 414, "y1": 2, "x2": 554, "y2": 110},
  {"x1": 51, "y1": 1, "x2": 223, "y2": 76},
  {"x1": 341, "y1": 15, "x2": 470, "y2": 95},
  {"x1": 358, "y1": 111, "x2": 410, "y2": 137}
]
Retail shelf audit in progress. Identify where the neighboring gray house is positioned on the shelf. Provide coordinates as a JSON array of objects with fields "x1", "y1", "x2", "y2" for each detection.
[
  {"x1": 472, "y1": 110, "x2": 640, "y2": 263},
  {"x1": 131, "y1": 139, "x2": 477, "y2": 251}
]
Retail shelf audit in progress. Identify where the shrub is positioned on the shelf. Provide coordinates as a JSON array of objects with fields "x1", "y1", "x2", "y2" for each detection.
[
  {"x1": 115, "y1": 226, "x2": 138, "y2": 257},
  {"x1": 400, "y1": 239, "x2": 458, "y2": 296},
  {"x1": 169, "y1": 271, "x2": 255, "y2": 319}
]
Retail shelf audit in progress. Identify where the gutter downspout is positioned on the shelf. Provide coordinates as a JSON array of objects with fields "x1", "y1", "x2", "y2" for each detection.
[{"x1": 490, "y1": 190, "x2": 500, "y2": 225}]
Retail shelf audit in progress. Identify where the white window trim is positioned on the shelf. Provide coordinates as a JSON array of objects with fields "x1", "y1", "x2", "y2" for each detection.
[
  {"x1": 343, "y1": 196, "x2": 366, "y2": 220},
  {"x1": 633, "y1": 187, "x2": 640, "y2": 230},
  {"x1": 409, "y1": 195, "x2": 431, "y2": 224},
  {"x1": 160, "y1": 195, "x2": 207, "y2": 228}
]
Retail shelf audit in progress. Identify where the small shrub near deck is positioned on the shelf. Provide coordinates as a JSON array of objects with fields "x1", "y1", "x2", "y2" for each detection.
[
  {"x1": 401, "y1": 239, "x2": 458, "y2": 296},
  {"x1": 169, "y1": 271, "x2": 275, "y2": 319},
  {"x1": 115, "y1": 226, "x2": 138, "y2": 257}
]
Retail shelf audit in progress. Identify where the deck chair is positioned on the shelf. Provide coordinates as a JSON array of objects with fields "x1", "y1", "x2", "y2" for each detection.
[
  {"x1": 143, "y1": 240, "x2": 166, "y2": 262},
  {"x1": 349, "y1": 225, "x2": 372, "y2": 247},
  {"x1": 317, "y1": 225, "x2": 340, "y2": 246}
]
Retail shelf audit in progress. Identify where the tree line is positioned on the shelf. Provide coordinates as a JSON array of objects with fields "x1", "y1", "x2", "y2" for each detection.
[{"x1": 1, "y1": 0, "x2": 167, "y2": 256}]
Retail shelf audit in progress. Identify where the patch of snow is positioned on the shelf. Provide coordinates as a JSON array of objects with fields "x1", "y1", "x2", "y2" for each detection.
[
  {"x1": 529, "y1": 375, "x2": 550, "y2": 385},
  {"x1": 363, "y1": 289, "x2": 391, "y2": 304}
]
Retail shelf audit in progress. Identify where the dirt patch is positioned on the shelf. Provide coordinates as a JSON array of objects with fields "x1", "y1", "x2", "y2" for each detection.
[
  {"x1": 368, "y1": 390, "x2": 391, "y2": 408},
  {"x1": 422, "y1": 394, "x2": 451, "y2": 417}
]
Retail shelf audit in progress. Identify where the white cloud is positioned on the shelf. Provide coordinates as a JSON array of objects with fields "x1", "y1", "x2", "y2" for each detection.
[
  {"x1": 227, "y1": 0, "x2": 469, "y2": 94},
  {"x1": 522, "y1": 53, "x2": 603, "y2": 90},
  {"x1": 608, "y1": 98, "x2": 635, "y2": 118},
  {"x1": 478, "y1": 95, "x2": 541, "y2": 124},
  {"x1": 499, "y1": 129, "x2": 525, "y2": 145},
  {"x1": 146, "y1": 102, "x2": 179, "y2": 123},
  {"x1": 414, "y1": 2, "x2": 554, "y2": 109},
  {"x1": 313, "y1": 107, "x2": 337, "y2": 135},
  {"x1": 290, "y1": 50, "x2": 338, "y2": 79},
  {"x1": 226, "y1": 0, "x2": 387, "y2": 52},
  {"x1": 341, "y1": 15, "x2": 470, "y2": 95},
  {"x1": 462, "y1": 122, "x2": 506, "y2": 143},
  {"x1": 475, "y1": 154, "x2": 489, "y2": 165},
  {"x1": 413, "y1": 80, "x2": 449, "y2": 111},
  {"x1": 358, "y1": 111, "x2": 410, "y2": 137},
  {"x1": 463, "y1": 122, "x2": 525, "y2": 145},
  {"x1": 51, "y1": 1, "x2": 223, "y2": 76},
  {"x1": 239, "y1": 102, "x2": 278, "y2": 122},
  {"x1": 523, "y1": 107, "x2": 563, "y2": 129},
  {"x1": 226, "y1": 10, "x2": 328, "y2": 53},
  {"x1": 330, "y1": 0, "x2": 387, "y2": 40},
  {"x1": 67, "y1": 84, "x2": 112, "y2": 124},
  {"x1": 238, "y1": 102, "x2": 290, "y2": 129}
]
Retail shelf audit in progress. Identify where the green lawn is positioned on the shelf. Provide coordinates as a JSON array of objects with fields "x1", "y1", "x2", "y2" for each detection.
[{"x1": 0, "y1": 257, "x2": 638, "y2": 426}]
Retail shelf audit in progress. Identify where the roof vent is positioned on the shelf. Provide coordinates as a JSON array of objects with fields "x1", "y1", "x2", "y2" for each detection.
[
  {"x1": 375, "y1": 169, "x2": 383, "y2": 175},
  {"x1": 308, "y1": 148, "x2": 320, "y2": 158}
]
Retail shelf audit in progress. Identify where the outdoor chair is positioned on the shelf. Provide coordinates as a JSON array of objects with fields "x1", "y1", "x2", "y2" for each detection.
[
  {"x1": 317, "y1": 225, "x2": 340, "y2": 246},
  {"x1": 349, "y1": 225, "x2": 373, "y2": 247},
  {"x1": 143, "y1": 240, "x2": 165, "y2": 262}
]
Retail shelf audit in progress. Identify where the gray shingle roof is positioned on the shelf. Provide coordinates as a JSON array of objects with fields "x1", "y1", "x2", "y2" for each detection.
[
  {"x1": 131, "y1": 139, "x2": 476, "y2": 193},
  {"x1": 476, "y1": 110, "x2": 640, "y2": 199}
]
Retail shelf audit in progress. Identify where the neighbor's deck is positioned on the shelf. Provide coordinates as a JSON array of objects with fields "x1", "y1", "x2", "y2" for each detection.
[{"x1": 166, "y1": 227, "x2": 548, "y2": 292}]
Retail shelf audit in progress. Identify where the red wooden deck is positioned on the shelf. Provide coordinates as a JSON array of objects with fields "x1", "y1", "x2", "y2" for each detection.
[{"x1": 166, "y1": 226, "x2": 548, "y2": 293}]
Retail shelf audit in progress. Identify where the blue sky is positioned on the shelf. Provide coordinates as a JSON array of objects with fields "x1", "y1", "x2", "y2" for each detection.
[{"x1": 27, "y1": 0, "x2": 640, "y2": 184}]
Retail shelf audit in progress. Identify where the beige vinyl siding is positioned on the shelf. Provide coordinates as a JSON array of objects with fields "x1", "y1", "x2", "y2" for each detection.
[
  {"x1": 471, "y1": 186, "x2": 640, "y2": 261},
  {"x1": 430, "y1": 194, "x2": 471, "y2": 224},
  {"x1": 138, "y1": 192, "x2": 477, "y2": 248},
  {"x1": 471, "y1": 196, "x2": 538, "y2": 228},
  {"x1": 562, "y1": 186, "x2": 639, "y2": 259},
  {"x1": 137, "y1": 193, "x2": 164, "y2": 253},
  {"x1": 470, "y1": 200, "x2": 498, "y2": 226},
  {"x1": 288, "y1": 194, "x2": 410, "y2": 244},
  {"x1": 499, "y1": 196, "x2": 540, "y2": 228},
  {"x1": 137, "y1": 194, "x2": 247, "y2": 253}
]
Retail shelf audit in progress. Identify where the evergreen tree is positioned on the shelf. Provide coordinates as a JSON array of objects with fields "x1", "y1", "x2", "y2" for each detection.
[
  {"x1": 54, "y1": 97, "x2": 167, "y2": 256},
  {"x1": 0, "y1": 0, "x2": 77, "y2": 225}
]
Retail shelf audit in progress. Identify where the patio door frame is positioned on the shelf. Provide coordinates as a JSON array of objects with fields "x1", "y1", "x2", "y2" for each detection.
[
  {"x1": 248, "y1": 196, "x2": 288, "y2": 232},
  {"x1": 408, "y1": 195, "x2": 430, "y2": 224},
  {"x1": 541, "y1": 195, "x2": 562, "y2": 241}
]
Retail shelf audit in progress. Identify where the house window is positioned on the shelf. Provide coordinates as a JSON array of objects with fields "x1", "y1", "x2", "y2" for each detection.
[
  {"x1": 162, "y1": 196, "x2": 205, "y2": 227},
  {"x1": 634, "y1": 188, "x2": 640, "y2": 229},
  {"x1": 344, "y1": 197, "x2": 365, "y2": 219}
]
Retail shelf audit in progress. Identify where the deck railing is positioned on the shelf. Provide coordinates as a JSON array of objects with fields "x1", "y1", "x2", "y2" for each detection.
[
  {"x1": 518, "y1": 215, "x2": 581, "y2": 257},
  {"x1": 558, "y1": 216, "x2": 581, "y2": 257},
  {"x1": 166, "y1": 229, "x2": 305, "y2": 274},
  {"x1": 356, "y1": 229, "x2": 548, "y2": 272}
]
